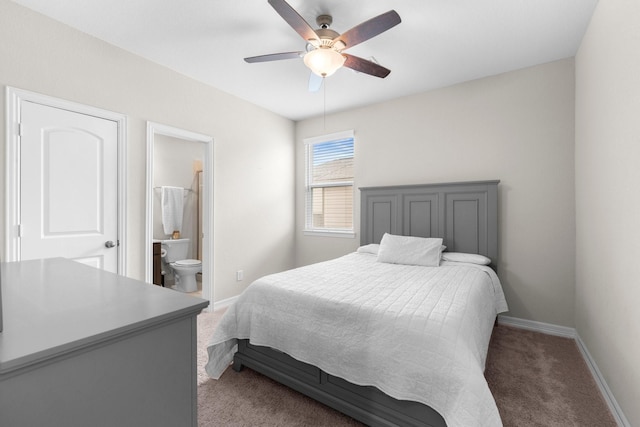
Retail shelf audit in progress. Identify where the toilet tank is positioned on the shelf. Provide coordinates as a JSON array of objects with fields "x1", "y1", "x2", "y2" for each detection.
[{"x1": 161, "y1": 238, "x2": 190, "y2": 262}]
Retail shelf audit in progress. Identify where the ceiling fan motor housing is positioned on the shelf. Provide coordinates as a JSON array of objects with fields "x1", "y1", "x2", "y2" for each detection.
[
  {"x1": 313, "y1": 15, "x2": 342, "y2": 49},
  {"x1": 316, "y1": 28, "x2": 341, "y2": 47}
]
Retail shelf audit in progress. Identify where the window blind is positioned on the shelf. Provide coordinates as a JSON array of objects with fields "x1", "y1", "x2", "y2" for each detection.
[{"x1": 305, "y1": 131, "x2": 354, "y2": 234}]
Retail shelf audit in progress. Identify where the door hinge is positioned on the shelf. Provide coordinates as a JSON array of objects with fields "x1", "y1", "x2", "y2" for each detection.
[
  {"x1": 17, "y1": 122, "x2": 23, "y2": 137},
  {"x1": 17, "y1": 224, "x2": 22, "y2": 237}
]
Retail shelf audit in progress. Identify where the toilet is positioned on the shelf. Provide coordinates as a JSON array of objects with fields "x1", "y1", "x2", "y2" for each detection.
[{"x1": 160, "y1": 238, "x2": 202, "y2": 293}]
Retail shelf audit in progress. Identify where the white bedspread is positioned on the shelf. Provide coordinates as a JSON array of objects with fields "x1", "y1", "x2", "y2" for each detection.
[{"x1": 206, "y1": 252, "x2": 508, "y2": 427}]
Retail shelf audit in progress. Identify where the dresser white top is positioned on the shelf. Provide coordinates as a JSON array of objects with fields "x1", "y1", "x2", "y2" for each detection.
[{"x1": 0, "y1": 258, "x2": 208, "y2": 374}]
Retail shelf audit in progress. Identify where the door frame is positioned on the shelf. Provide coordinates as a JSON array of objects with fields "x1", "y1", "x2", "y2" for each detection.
[
  {"x1": 4, "y1": 86, "x2": 128, "y2": 274},
  {"x1": 145, "y1": 122, "x2": 214, "y2": 308}
]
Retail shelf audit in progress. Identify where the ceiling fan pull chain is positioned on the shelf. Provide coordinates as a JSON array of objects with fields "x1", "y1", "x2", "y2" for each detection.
[{"x1": 323, "y1": 77, "x2": 327, "y2": 130}]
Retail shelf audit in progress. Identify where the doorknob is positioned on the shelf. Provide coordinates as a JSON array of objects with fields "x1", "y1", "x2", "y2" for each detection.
[{"x1": 105, "y1": 240, "x2": 116, "y2": 248}]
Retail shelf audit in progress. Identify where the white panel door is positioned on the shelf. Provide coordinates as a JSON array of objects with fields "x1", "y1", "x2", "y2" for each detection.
[{"x1": 20, "y1": 101, "x2": 119, "y2": 272}]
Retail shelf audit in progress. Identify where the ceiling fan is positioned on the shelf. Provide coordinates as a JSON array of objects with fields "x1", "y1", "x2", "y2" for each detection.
[{"x1": 244, "y1": 0, "x2": 401, "y2": 91}]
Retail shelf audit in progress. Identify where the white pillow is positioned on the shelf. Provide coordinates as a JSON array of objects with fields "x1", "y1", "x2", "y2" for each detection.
[
  {"x1": 356, "y1": 244, "x2": 379, "y2": 255},
  {"x1": 376, "y1": 233, "x2": 443, "y2": 267},
  {"x1": 441, "y1": 252, "x2": 492, "y2": 265}
]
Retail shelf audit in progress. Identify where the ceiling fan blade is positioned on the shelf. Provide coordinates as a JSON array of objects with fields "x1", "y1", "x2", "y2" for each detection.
[
  {"x1": 268, "y1": 0, "x2": 319, "y2": 43},
  {"x1": 335, "y1": 10, "x2": 401, "y2": 50},
  {"x1": 308, "y1": 72, "x2": 323, "y2": 92},
  {"x1": 343, "y1": 54, "x2": 391, "y2": 78},
  {"x1": 244, "y1": 51, "x2": 304, "y2": 63}
]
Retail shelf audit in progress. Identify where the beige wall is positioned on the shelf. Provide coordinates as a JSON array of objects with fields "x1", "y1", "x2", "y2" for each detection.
[
  {"x1": 0, "y1": 0, "x2": 296, "y2": 303},
  {"x1": 575, "y1": 0, "x2": 640, "y2": 425},
  {"x1": 296, "y1": 59, "x2": 577, "y2": 327}
]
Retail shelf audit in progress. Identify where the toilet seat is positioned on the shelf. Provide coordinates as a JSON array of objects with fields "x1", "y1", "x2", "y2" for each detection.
[{"x1": 173, "y1": 259, "x2": 201, "y2": 267}]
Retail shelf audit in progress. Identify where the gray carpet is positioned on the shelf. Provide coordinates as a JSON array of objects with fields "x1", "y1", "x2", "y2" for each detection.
[{"x1": 196, "y1": 311, "x2": 616, "y2": 426}]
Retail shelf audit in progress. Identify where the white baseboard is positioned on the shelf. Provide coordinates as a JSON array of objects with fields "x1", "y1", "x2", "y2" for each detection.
[
  {"x1": 498, "y1": 315, "x2": 576, "y2": 338},
  {"x1": 497, "y1": 315, "x2": 629, "y2": 427},
  {"x1": 211, "y1": 295, "x2": 238, "y2": 312},
  {"x1": 574, "y1": 334, "x2": 631, "y2": 427}
]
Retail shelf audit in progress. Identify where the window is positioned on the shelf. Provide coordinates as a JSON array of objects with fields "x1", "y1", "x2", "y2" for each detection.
[{"x1": 305, "y1": 130, "x2": 355, "y2": 236}]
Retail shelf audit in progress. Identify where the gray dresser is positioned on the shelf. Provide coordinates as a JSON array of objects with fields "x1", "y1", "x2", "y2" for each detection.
[{"x1": 0, "y1": 258, "x2": 208, "y2": 427}]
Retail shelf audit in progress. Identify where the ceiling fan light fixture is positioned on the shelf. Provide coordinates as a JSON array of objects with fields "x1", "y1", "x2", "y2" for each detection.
[{"x1": 303, "y1": 47, "x2": 345, "y2": 77}]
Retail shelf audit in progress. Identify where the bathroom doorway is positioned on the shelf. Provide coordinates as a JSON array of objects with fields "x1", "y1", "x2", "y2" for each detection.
[{"x1": 145, "y1": 122, "x2": 213, "y2": 307}]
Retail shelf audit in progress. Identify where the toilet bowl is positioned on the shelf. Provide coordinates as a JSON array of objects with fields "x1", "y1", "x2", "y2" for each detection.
[
  {"x1": 160, "y1": 238, "x2": 202, "y2": 293},
  {"x1": 170, "y1": 259, "x2": 202, "y2": 293}
]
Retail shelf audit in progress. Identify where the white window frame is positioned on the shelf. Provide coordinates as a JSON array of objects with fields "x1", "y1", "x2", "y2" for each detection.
[{"x1": 304, "y1": 130, "x2": 356, "y2": 238}]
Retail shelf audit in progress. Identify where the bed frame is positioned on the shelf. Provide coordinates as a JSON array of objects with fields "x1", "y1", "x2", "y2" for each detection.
[{"x1": 233, "y1": 180, "x2": 500, "y2": 427}]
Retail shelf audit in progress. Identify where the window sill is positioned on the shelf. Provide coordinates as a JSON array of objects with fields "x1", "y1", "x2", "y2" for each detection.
[{"x1": 303, "y1": 229, "x2": 356, "y2": 239}]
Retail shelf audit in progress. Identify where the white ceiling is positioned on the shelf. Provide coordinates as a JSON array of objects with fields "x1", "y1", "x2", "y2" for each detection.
[{"x1": 11, "y1": 0, "x2": 598, "y2": 121}]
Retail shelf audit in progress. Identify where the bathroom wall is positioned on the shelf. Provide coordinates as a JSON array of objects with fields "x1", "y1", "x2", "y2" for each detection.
[{"x1": 153, "y1": 134, "x2": 204, "y2": 260}]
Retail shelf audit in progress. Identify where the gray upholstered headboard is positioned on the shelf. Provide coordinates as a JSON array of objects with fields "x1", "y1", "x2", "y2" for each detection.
[{"x1": 360, "y1": 180, "x2": 499, "y2": 269}]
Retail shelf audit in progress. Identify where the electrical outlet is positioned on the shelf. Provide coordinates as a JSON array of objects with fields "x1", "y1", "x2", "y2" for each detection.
[{"x1": 236, "y1": 270, "x2": 244, "y2": 281}]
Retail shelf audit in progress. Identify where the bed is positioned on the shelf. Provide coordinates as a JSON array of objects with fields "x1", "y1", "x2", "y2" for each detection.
[{"x1": 206, "y1": 180, "x2": 507, "y2": 427}]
